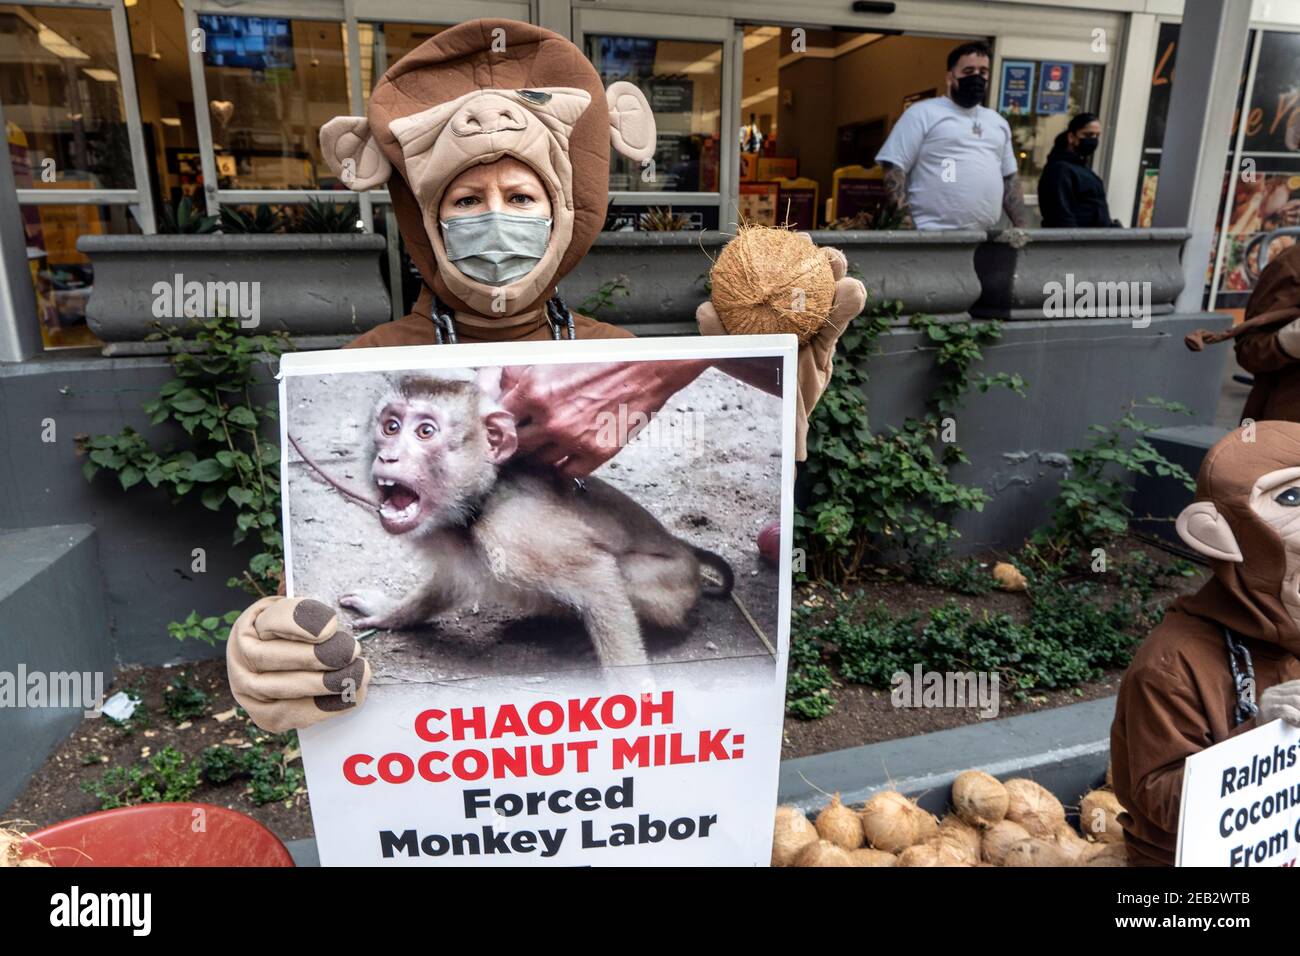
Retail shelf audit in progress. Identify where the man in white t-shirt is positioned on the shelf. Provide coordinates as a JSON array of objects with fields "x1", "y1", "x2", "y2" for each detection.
[{"x1": 876, "y1": 41, "x2": 1028, "y2": 231}]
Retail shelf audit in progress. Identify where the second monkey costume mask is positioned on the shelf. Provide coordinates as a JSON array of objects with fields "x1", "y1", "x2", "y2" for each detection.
[
  {"x1": 318, "y1": 18, "x2": 656, "y2": 343},
  {"x1": 1111, "y1": 421, "x2": 1300, "y2": 866}
]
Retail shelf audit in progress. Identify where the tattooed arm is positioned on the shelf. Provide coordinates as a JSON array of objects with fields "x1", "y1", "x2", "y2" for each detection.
[
  {"x1": 880, "y1": 162, "x2": 914, "y2": 229},
  {"x1": 1002, "y1": 173, "x2": 1029, "y2": 228}
]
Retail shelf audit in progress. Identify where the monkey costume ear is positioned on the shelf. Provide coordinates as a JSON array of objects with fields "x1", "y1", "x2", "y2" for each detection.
[
  {"x1": 320, "y1": 116, "x2": 392, "y2": 191},
  {"x1": 483, "y1": 410, "x2": 518, "y2": 465},
  {"x1": 1176, "y1": 501, "x2": 1245, "y2": 562},
  {"x1": 605, "y1": 81, "x2": 657, "y2": 163}
]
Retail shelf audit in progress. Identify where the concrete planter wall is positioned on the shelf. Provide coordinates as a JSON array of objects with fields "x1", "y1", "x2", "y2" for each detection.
[
  {"x1": 78, "y1": 234, "x2": 390, "y2": 341},
  {"x1": 560, "y1": 228, "x2": 986, "y2": 332},
  {"x1": 809, "y1": 228, "x2": 986, "y2": 321},
  {"x1": 972, "y1": 227, "x2": 1189, "y2": 320},
  {"x1": 560, "y1": 232, "x2": 721, "y2": 334},
  {"x1": 857, "y1": 310, "x2": 1232, "y2": 553}
]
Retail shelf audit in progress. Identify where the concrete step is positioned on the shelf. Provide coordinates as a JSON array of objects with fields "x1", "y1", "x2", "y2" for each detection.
[
  {"x1": 777, "y1": 696, "x2": 1113, "y2": 820},
  {"x1": 0, "y1": 524, "x2": 115, "y2": 809},
  {"x1": 1130, "y1": 424, "x2": 1228, "y2": 545}
]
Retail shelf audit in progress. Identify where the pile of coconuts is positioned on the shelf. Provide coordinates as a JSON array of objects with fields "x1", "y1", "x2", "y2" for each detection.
[{"x1": 773, "y1": 766, "x2": 1127, "y2": 867}]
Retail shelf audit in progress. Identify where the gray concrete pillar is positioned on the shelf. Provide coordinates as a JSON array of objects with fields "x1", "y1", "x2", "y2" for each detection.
[{"x1": 1150, "y1": 0, "x2": 1252, "y2": 313}]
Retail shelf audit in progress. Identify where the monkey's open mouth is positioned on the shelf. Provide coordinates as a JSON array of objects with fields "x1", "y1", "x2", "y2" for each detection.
[{"x1": 377, "y1": 478, "x2": 421, "y2": 526}]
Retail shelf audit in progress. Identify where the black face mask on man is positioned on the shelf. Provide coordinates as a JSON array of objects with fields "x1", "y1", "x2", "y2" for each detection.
[
  {"x1": 952, "y1": 74, "x2": 987, "y2": 108},
  {"x1": 1075, "y1": 136, "x2": 1100, "y2": 158}
]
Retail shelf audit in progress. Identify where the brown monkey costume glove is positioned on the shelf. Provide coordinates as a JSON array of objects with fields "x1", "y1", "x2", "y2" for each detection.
[
  {"x1": 226, "y1": 596, "x2": 371, "y2": 733},
  {"x1": 696, "y1": 245, "x2": 866, "y2": 460}
]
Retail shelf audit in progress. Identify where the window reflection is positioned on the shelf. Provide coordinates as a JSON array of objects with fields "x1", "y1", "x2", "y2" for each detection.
[
  {"x1": 199, "y1": 15, "x2": 348, "y2": 190},
  {"x1": 0, "y1": 4, "x2": 133, "y2": 188},
  {"x1": 584, "y1": 34, "x2": 722, "y2": 194}
]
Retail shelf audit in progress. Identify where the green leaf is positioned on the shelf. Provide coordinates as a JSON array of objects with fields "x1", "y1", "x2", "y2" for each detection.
[
  {"x1": 187, "y1": 458, "x2": 225, "y2": 482},
  {"x1": 118, "y1": 466, "x2": 143, "y2": 490},
  {"x1": 170, "y1": 389, "x2": 207, "y2": 413},
  {"x1": 226, "y1": 406, "x2": 258, "y2": 427}
]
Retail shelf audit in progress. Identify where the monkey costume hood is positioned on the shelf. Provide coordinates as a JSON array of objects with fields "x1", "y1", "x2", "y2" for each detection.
[
  {"x1": 1111, "y1": 421, "x2": 1300, "y2": 866},
  {"x1": 319, "y1": 19, "x2": 656, "y2": 344},
  {"x1": 1185, "y1": 243, "x2": 1300, "y2": 423}
]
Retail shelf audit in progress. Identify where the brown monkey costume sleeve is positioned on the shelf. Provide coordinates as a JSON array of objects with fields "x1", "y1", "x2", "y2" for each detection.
[
  {"x1": 1186, "y1": 244, "x2": 1300, "y2": 423},
  {"x1": 1111, "y1": 422, "x2": 1300, "y2": 865}
]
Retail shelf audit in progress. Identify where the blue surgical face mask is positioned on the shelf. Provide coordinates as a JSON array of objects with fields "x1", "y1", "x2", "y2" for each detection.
[{"x1": 439, "y1": 210, "x2": 552, "y2": 286}]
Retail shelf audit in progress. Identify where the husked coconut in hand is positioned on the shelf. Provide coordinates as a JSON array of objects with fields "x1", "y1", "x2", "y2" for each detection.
[
  {"x1": 771, "y1": 806, "x2": 818, "y2": 867},
  {"x1": 795, "y1": 839, "x2": 854, "y2": 867},
  {"x1": 951, "y1": 770, "x2": 1009, "y2": 828},
  {"x1": 815, "y1": 794, "x2": 863, "y2": 850},
  {"x1": 708, "y1": 226, "x2": 836, "y2": 343},
  {"x1": 1004, "y1": 778, "x2": 1066, "y2": 838},
  {"x1": 1079, "y1": 789, "x2": 1125, "y2": 844}
]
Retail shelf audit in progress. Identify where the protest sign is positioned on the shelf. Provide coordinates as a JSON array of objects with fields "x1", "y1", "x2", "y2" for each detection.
[
  {"x1": 280, "y1": 335, "x2": 796, "y2": 865},
  {"x1": 1176, "y1": 718, "x2": 1300, "y2": 867}
]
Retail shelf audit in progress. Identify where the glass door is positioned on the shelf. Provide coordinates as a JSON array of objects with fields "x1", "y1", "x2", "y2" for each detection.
[
  {"x1": 991, "y1": 31, "x2": 1116, "y2": 224},
  {"x1": 573, "y1": 8, "x2": 735, "y2": 231},
  {"x1": 4, "y1": 0, "x2": 156, "y2": 347}
]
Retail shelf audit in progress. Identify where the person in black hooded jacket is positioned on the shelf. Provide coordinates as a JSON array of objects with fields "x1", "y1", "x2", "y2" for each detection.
[{"x1": 1037, "y1": 113, "x2": 1115, "y2": 228}]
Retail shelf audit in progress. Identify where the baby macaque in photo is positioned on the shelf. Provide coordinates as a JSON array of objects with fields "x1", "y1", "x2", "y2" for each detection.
[{"x1": 338, "y1": 370, "x2": 733, "y2": 668}]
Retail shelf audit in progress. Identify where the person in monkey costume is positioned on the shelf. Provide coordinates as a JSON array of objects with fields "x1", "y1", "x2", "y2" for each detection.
[
  {"x1": 1186, "y1": 243, "x2": 1300, "y2": 423},
  {"x1": 1112, "y1": 421, "x2": 1300, "y2": 866},
  {"x1": 225, "y1": 19, "x2": 865, "y2": 733}
]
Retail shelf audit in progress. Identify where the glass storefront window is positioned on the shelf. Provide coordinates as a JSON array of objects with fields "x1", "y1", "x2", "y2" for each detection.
[
  {"x1": 1000, "y1": 60, "x2": 1105, "y2": 217},
  {"x1": 583, "y1": 34, "x2": 722, "y2": 194},
  {"x1": 0, "y1": 4, "x2": 133, "y2": 188},
  {"x1": 1213, "y1": 29, "x2": 1300, "y2": 304},
  {"x1": 199, "y1": 15, "x2": 348, "y2": 190},
  {"x1": 20, "y1": 202, "x2": 140, "y2": 348},
  {"x1": 359, "y1": 22, "x2": 447, "y2": 107}
]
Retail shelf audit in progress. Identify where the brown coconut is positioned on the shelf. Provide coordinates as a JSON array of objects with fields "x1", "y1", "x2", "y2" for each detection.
[
  {"x1": 951, "y1": 770, "x2": 1009, "y2": 828},
  {"x1": 0, "y1": 827, "x2": 50, "y2": 867},
  {"x1": 1084, "y1": 842, "x2": 1130, "y2": 867},
  {"x1": 898, "y1": 840, "x2": 969, "y2": 867},
  {"x1": 815, "y1": 794, "x2": 863, "y2": 850},
  {"x1": 938, "y1": 814, "x2": 983, "y2": 863},
  {"x1": 771, "y1": 805, "x2": 818, "y2": 867},
  {"x1": 709, "y1": 226, "x2": 835, "y2": 343},
  {"x1": 860, "y1": 791, "x2": 936, "y2": 853},
  {"x1": 1001, "y1": 837, "x2": 1071, "y2": 868},
  {"x1": 794, "y1": 839, "x2": 854, "y2": 867},
  {"x1": 849, "y1": 848, "x2": 898, "y2": 867},
  {"x1": 981, "y1": 819, "x2": 1032, "y2": 866},
  {"x1": 1079, "y1": 790, "x2": 1125, "y2": 844},
  {"x1": 1004, "y1": 778, "x2": 1066, "y2": 838},
  {"x1": 992, "y1": 562, "x2": 1028, "y2": 591},
  {"x1": 1053, "y1": 823, "x2": 1092, "y2": 865}
]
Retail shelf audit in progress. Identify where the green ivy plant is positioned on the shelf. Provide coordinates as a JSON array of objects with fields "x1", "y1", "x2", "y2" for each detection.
[
  {"x1": 1033, "y1": 397, "x2": 1195, "y2": 563},
  {"x1": 796, "y1": 299, "x2": 1027, "y2": 582},
  {"x1": 580, "y1": 274, "x2": 631, "y2": 318},
  {"x1": 78, "y1": 317, "x2": 291, "y2": 644}
]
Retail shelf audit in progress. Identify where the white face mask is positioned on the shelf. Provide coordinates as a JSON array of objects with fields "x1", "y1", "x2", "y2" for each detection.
[{"x1": 439, "y1": 210, "x2": 552, "y2": 285}]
